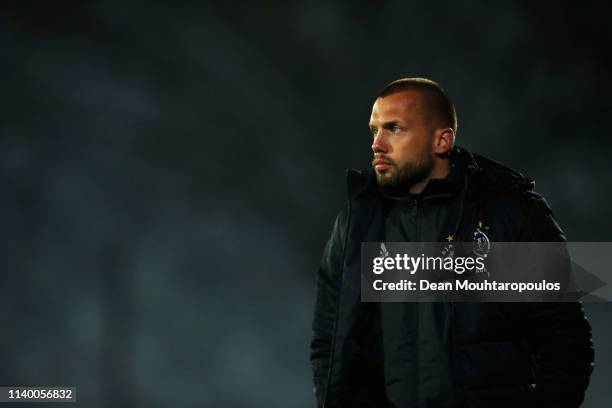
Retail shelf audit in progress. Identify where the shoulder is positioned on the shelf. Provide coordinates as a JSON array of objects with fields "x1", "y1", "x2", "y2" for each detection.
[
  {"x1": 461, "y1": 148, "x2": 561, "y2": 239},
  {"x1": 465, "y1": 149, "x2": 541, "y2": 209},
  {"x1": 327, "y1": 202, "x2": 350, "y2": 245}
]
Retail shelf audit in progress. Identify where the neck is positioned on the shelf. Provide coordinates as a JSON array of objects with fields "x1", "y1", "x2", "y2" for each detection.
[{"x1": 409, "y1": 158, "x2": 451, "y2": 194}]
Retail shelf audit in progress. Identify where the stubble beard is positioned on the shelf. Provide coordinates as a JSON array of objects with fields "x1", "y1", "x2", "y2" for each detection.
[{"x1": 375, "y1": 153, "x2": 435, "y2": 189}]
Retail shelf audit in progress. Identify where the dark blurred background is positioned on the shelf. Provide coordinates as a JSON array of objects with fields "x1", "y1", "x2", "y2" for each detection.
[{"x1": 1, "y1": 1, "x2": 610, "y2": 407}]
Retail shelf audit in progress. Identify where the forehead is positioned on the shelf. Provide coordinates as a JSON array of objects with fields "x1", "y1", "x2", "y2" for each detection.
[{"x1": 369, "y1": 90, "x2": 424, "y2": 124}]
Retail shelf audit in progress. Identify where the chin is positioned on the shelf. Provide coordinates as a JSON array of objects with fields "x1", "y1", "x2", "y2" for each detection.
[{"x1": 375, "y1": 171, "x2": 395, "y2": 187}]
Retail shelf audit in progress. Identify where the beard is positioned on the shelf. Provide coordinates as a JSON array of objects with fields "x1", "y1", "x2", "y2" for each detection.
[{"x1": 375, "y1": 153, "x2": 435, "y2": 189}]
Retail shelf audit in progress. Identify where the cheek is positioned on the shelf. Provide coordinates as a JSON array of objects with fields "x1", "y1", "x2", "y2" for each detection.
[{"x1": 393, "y1": 135, "x2": 425, "y2": 163}]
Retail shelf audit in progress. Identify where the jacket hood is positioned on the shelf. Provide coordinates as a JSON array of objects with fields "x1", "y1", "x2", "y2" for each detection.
[{"x1": 460, "y1": 146, "x2": 535, "y2": 194}]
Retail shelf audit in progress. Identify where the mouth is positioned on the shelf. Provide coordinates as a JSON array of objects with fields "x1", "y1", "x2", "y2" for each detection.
[{"x1": 373, "y1": 158, "x2": 393, "y2": 172}]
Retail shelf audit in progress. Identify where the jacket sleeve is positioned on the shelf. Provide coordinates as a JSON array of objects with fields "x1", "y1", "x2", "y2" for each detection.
[
  {"x1": 310, "y1": 205, "x2": 349, "y2": 407},
  {"x1": 520, "y1": 195, "x2": 594, "y2": 407}
]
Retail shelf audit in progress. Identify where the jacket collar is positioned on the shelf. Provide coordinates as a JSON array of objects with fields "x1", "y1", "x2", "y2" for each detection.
[{"x1": 346, "y1": 145, "x2": 535, "y2": 201}]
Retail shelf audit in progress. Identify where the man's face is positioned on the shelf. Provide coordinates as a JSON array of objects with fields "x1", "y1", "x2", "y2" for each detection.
[{"x1": 369, "y1": 90, "x2": 436, "y2": 188}]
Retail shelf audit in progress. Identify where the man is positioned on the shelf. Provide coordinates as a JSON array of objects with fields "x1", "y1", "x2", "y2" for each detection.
[{"x1": 310, "y1": 78, "x2": 593, "y2": 407}]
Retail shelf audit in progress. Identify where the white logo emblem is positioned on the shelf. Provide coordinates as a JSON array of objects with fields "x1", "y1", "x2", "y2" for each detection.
[
  {"x1": 472, "y1": 221, "x2": 491, "y2": 258},
  {"x1": 473, "y1": 221, "x2": 491, "y2": 276},
  {"x1": 379, "y1": 242, "x2": 389, "y2": 258},
  {"x1": 473, "y1": 229, "x2": 490, "y2": 257}
]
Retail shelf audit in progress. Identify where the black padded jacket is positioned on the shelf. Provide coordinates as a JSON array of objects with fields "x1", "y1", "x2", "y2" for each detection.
[{"x1": 310, "y1": 146, "x2": 594, "y2": 408}]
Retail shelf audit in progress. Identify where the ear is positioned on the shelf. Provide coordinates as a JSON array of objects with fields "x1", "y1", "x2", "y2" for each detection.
[{"x1": 433, "y1": 128, "x2": 455, "y2": 156}]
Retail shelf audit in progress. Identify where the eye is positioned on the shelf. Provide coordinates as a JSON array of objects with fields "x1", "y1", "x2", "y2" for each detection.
[
  {"x1": 391, "y1": 124, "x2": 401, "y2": 132},
  {"x1": 370, "y1": 127, "x2": 378, "y2": 138}
]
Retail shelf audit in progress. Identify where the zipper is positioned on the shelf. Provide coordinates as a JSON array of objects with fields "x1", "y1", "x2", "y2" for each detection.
[
  {"x1": 414, "y1": 197, "x2": 420, "y2": 403},
  {"x1": 415, "y1": 197, "x2": 420, "y2": 241},
  {"x1": 447, "y1": 300, "x2": 458, "y2": 402}
]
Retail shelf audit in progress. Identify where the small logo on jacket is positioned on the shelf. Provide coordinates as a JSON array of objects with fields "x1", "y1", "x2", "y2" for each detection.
[
  {"x1": 473, "y1": 220, "x2": 491, "y2": 258},
  {"x1": 473, "y1": 220, "x2": 490, "y2": 276},
  {"x1": 379, "y1": 242, "x2": 389, "y2": 258}
]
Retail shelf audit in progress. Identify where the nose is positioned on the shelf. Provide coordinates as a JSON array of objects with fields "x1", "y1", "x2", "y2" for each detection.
[{"x1": 372, "y1": 131, "x2": 388, "y2": 154}]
